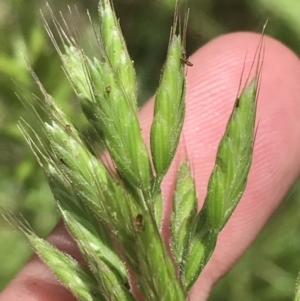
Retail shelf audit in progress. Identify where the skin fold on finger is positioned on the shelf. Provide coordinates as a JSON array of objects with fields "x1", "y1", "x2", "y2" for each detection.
[
  {"x1": 139, "y1": 32, "x2": 300, "y2": 300},
  {"x1": 1, "y1": 32, "x2": 300, "y2": 301}
]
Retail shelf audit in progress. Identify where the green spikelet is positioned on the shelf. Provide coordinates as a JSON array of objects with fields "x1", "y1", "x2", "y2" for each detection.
[
  {"x1": 205, "y1": 77, "x2": 258, "y2": 232},
  {"x1": 25, "y1": 231, "x2": 104, "y2": 301},
  {"x1": 179, "y1": 75, "x2": 260, "y2": 292},
  {"x1": 170, "y1": 162, "x2": 197, "y2": 265},
  {"x1": 150, "y1": 13, "x2": 186, "y2": 186}
]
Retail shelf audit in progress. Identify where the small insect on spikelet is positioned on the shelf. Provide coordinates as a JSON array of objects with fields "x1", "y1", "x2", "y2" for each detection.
[{"x1": 4, "y1": 0, "x2": 264, "y2": 300}]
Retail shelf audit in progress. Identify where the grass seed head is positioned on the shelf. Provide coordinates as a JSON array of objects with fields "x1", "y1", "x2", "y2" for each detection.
[
  {"x1": 150, "y1": 24, "x2": 186, "y2": 183},
  {"x1": 205, "y1": 75, "x2": 258, "y2": 232},
  {"x1": 59, "y1": 209, "x2": 135, "y2": 301},
  {"x1": 180, "y1": 70, "x2": 260, "y2": 292},
  {"x1": 25, "y1": 232, "x2": 102, "y2": 301},
  {"x1": 170, "y1": 162, "x2": 197, "y2": 266},
  {"x1": 12, "y1": 0, "x2": 265, "y2": 300},
  {"x1": 98, "y1": 0, "x2": 137, "y2": 108},
  {"x1": 70, "y1": 50, "x2": 153, "y2": 191}
]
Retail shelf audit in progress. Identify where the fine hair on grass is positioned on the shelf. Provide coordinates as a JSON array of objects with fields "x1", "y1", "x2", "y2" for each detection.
[{"x1": 4, "y1": 1, "x2": 292, "y2": 301}]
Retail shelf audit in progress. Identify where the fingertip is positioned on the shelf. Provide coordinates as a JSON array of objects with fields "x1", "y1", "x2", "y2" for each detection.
[
  {"x1": 182, "y1": 33, "x2": 300, "y2": 298},
  {"x1": 139, "y1": 32, "x2": 300, "y2": 300}
]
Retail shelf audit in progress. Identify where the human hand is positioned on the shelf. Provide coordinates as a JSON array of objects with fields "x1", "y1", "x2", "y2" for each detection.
[{"x1": 1, "y1": 32, "x2": 300, "y2": 301}]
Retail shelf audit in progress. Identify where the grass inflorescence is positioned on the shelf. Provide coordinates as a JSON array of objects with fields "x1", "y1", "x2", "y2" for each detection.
[{"x1": 6, "y1": 0, "x2": 264, "y2": 300}]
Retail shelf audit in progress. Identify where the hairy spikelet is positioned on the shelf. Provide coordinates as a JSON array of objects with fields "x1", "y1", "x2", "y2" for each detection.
[
  {"x1": 170, "y1": 162, "x2": 197, "y2": 266},
  {"x1": 177, "y1": 73, "x2": 261, "y2": 292},
  {"x1": 150, "y1": 13, "x2": 186, "y2": 186}
]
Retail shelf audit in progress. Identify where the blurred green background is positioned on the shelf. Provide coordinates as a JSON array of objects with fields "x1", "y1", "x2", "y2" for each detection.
[{"x1": 0, "y1": 0, "x2": 300, "y2": 299}]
